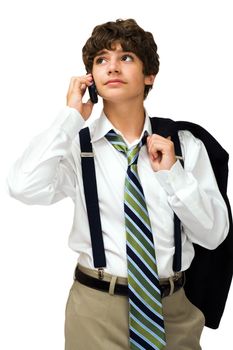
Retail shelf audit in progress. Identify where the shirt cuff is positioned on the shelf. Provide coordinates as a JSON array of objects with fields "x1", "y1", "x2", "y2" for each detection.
[{"x1": 155, "y1": 160, "x2": 192, "y2": 196}]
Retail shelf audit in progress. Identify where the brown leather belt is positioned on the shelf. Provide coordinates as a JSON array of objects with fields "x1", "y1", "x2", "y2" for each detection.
[{"x1": 75, "y1": 267, "x2": 184, "y2": 298}]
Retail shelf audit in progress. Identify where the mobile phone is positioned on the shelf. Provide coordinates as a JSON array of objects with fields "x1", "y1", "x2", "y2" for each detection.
[{"x1": 88, "y1": 82, "x2": 98, "y2": 104}]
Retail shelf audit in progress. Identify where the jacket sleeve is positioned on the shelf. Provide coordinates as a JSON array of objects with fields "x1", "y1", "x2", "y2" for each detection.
[
  {"x1": 7, "y1": 107, "x2": 85, "y2": 205},
  {"x1": 155, "y1": 130, "x2": 229, "y2": 250}
]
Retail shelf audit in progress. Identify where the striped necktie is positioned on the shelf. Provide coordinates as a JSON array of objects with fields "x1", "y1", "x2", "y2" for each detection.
[{"x1": 105, "y1": 130, "x2": 166, "y2": 350}]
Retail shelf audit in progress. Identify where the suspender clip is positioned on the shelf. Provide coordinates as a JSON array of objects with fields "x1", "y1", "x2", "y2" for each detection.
[
  {"x1": 81, "y1": 152, "x2": 94, "y2": 157},
  {"x1": 175, "y1": 155, "x2": 184, "y2": 160},
  {"x1": 98, "y1": 268, "x2": 105, "y2": 280}
]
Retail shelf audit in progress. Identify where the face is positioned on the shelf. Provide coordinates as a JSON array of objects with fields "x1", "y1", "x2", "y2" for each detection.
[{"x1": 91, "y1": 43, "x2": 154, "y2": 103}]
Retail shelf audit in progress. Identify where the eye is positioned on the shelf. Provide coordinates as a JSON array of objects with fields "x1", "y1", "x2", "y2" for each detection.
[
  {"x1": 95, "y1": 57, "x2": 107, "y2": 64},
  {"x1": 121, "y1": 54, "x2": 134, "y2": 62}
]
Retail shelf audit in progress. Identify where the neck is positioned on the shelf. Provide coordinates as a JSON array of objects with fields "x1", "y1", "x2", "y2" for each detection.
[{"x1": 103, "y1": 100, "x2": 145, "y2": 143}]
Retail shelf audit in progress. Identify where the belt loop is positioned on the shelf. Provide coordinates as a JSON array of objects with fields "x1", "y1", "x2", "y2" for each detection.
[
  {"x1": 109, "y1": 276, "x2": 117, "y2": 295},
  {"x1": 74, "y1": 263, "x2": 79, "y2": 281},
  {"x1": 182, "y1": 271, "x2": 186, "y2": 287},
  {"x1": 168, "y1": 277, "x2": 175, "y2": 296}
]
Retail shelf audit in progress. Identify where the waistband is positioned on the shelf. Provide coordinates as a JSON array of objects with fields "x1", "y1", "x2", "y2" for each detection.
[{"x1": 74, "y1": 264, "x2": 185, "y2": 298}]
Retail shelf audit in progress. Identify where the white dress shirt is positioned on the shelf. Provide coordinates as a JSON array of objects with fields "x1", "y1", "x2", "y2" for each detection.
[{"x1": 7, "y1": 107, "x2": 229, "y2": 278}]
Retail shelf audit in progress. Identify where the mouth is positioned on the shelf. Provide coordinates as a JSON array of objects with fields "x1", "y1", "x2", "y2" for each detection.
[{"x1": 105, "y1": 79, "x2": 126, "y2": 85}]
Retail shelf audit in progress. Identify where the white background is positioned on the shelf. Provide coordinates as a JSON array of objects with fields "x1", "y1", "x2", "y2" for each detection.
[{"x1": 1, "y1": 0, "x2": 232, "y2": 349}]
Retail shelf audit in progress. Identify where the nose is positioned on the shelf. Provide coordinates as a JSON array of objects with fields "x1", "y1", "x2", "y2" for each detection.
[{"x1": 107, "y1": 58, "x2": 120, "y2": 74}]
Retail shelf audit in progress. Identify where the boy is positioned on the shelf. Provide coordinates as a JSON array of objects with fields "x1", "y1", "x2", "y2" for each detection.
[{"x1": 7, "y1": 19, "x2": 229, "y2": 349}]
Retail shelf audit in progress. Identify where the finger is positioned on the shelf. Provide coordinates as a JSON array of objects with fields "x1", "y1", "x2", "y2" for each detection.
[
  {"x1": 148, "y1": 135, "x2": 173, "y2": 150},
  {"x1": 68, "y1": 75, "x2": 93, "y2": 93},
  {"x1": 147, "y1": 140, "x2": 160, "y2": 157},
  {"x1": 72, "y1": 75, "x2": 93, "y2": 90},
  {"x1": 147, "y1": 137, "x2": 165, "y2": 152}
]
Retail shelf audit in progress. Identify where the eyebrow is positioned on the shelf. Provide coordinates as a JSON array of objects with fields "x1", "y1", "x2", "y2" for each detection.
[
  {"x1": 95, "y1": 48, "x2": 134, "y2": 57},
  {"x1": 95, "y1": 50, "x2": 109, "y2": 57}
]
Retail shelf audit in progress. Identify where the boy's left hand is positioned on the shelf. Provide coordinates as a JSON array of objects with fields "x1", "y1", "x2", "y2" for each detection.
[{"x1": 147, "y1": 134, "x2": 176, "y2": 172}]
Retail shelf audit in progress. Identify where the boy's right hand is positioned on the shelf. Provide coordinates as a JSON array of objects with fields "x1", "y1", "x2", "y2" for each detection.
[{"x1": 66, "y1": 74, "x2": 94, "y2": 120}]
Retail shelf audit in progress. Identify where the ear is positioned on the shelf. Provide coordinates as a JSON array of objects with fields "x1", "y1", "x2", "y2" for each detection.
[{"x1": 144, "y1": 74, "x2": 155, "y2": 85}]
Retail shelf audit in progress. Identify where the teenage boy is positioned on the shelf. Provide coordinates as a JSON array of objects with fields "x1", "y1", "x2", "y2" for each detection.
[{"x1": 7, "y1": 19, "x2": 229, "y2": 350}]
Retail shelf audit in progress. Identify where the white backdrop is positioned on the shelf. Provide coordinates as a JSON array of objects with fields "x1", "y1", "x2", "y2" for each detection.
[{"x1": 1, "y1": 0, "x2": 232, "y2": 349}]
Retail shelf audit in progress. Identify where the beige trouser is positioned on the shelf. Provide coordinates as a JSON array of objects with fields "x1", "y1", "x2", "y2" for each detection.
[{"x1": 65, "y1": 266, "x2": 205, "y2": 350}]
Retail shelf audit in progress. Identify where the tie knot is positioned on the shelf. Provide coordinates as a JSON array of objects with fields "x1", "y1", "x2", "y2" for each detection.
[{"x1": 105, "y1": 130, "x2": 147, "y2": 166}]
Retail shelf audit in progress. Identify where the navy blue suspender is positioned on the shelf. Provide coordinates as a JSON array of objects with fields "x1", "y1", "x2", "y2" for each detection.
[
  {"x1": 171, "y1": 131, "x2": 184, "y2": 272},
  {"x1": 79, "y1": 127, "x2": 106, "y2": 268},
  {"x1": 79, "y1": 121, "x2": 184, "y2": 272}
]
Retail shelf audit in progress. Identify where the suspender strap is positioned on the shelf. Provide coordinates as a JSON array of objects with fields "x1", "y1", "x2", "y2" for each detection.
[
  {"x1": 172, "y1": 131, "x2": 184, "y2": 272},
  {"x1": 79, "y1": 127, "x2": 106, "y2": 268},
  {"x1": 149, "y1": 116, "x2": 183, "y2": 273}
]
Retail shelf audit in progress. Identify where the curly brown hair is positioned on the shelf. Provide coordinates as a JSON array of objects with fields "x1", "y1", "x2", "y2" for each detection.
[{"x1": 82, "y1": 19, "x2": 159, "y2": 99}]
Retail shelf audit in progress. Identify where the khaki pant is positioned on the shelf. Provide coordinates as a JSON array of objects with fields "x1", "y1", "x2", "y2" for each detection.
[{"x1": 65, "y1": 266, "x2": 205, "y2": 350}]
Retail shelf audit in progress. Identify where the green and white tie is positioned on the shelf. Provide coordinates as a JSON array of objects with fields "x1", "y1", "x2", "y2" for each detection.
[{"x1": 105, "y1": 130, "x2": 166, "y2": 350}]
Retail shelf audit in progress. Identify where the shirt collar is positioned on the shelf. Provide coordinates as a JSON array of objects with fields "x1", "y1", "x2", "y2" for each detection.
[{"x1": 91, "y1": 109, "x2": 152, "y2": 147}]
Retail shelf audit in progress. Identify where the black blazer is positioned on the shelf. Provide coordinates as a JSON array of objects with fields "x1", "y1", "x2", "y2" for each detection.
[{"x1": 150, "y1": 117, "x2": 233, "y2": 329}]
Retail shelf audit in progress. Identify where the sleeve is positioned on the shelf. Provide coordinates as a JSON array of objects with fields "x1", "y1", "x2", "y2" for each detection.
[
  {"x1": 7, "y1": 107, "x2": 85, "y2": 205},
  {"x1": 155, "y1": 130, "x2": 229, "y2": 250}
]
